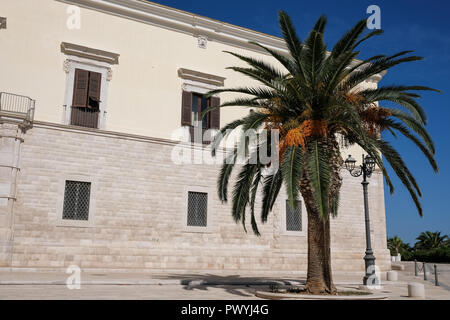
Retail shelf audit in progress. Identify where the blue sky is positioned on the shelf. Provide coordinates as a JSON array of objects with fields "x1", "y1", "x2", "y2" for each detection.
[{"x1": 154, "y1": 0, "x2": 450, "y2": 245}]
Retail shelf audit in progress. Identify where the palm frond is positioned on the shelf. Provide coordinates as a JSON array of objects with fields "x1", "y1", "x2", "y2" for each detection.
[
  {"x1": 305, "y1": 141, "x2": 331, "y2": 219},
  {"x1": 389, "y1": 108, "x2": 435, "y2": 153},
  {"x1": 281, "y1": 146, "x2": 305, "y2": 209},
  {"x1": 343, "y1": 54, "x2": 424, "y2": 92},
  {"x1": 360, "y1": 89, "x2": 428, "y2": 124},
  {"x1": 330, "y1": 20, "x2": 366, "y2": 58},
  {"x1": 232, "y1": 162, "x2": 259, "y2": 223},
  {"x1": 278, "y1": 11, "x2": 303, "y2": 59},
  {"x1": 209, "y1": 118, "x2": 247, "y2": 157},
  {"x1": 382, "y1": 118, "x2": 438, "y2": 172},
  {"x1": 352, "y1": 29, "x2": 384, "y2": 49},
  {"x1": 223, "y1": 51, "x2": 287, "y2": 80},
  {"x1": 261, "y1": 170, "x2": 283, "y2": 223},
  {"x1": 248, "y1": 41, "x2": 299, "y2": 75},
  {"x1": 304, "y1": 17, "x2": 327, "y2": 86},
  {"x1": 375, "y1": 139, "x2": 424, "y2": 215},
  {"x1": 249, "y1": 166, "x2": 262, "y2": 236},
  {"x1": 218, "y1": 151, "x2": 237, "y2": 202},
  {"x1": 225, "y1": 67, "x2": 286, "y2": 91}
]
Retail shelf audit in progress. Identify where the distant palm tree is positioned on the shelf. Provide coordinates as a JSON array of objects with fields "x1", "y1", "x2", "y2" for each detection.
[
  {"x1": 388, "y1": 236, "x2": 405, "y2": 255},
  {"x1": 415, "y1": 231, "x2": 449, "y2": 250},
  {"x1": 205, "y1": 11, "x2": 439, "y2": 294}
]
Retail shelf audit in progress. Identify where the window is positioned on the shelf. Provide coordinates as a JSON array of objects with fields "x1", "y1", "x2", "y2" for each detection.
[
  {"x1": 187, "y1": 191, "x2": 208, "y2": 227},
  {"x1": 181, "y1": 91, "x2": 220, "y2": 143},
  {"x1": 191, "y1": 93, "x2": 211, "y2": 129},
  {"x1": 286, "y1": 200, "x2": 302, "y2": 232},
  {"x1": 177, "y1": 68, "x2": 224, "y2": 144},
  {"x1": 62, "y1": 42, "x2": 119, "y2": 130},
  {"x1": 71, "y1": 69, "x2": 102, "y2": 128},
  {"x1": 62, "y1": 181, "x2": 91, "y2": 221},
  {"x1": 0, "y1": 17, "x2": 6, "y2": 30}
]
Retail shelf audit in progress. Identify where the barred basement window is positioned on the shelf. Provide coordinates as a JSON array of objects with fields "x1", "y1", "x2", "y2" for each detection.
[
  {"x1": 0, "y1": 17, "x2": 6, "y2": 30},
  {"x1": 286, "y1": 200, "x2": 302, "y2": 231},
  {"x1": 62, "y1": 181, "x2": 91, "y2": 221},
  {"x1": 187, "y1": 191, "x2": 208, "y2": 227}
]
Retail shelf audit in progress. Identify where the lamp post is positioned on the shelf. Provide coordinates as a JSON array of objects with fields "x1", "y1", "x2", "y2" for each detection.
[{"x1": 344, "y1": 154, "x2": 379, "y2": 286}]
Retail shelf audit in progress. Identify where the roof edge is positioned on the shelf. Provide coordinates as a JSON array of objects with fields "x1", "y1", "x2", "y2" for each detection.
[
  {"x1": 56, "y1": 0, "x2": 288, "y2": 54},
  {"x1": 55, "y1": 0, "x2": 385, "y2": 83}
]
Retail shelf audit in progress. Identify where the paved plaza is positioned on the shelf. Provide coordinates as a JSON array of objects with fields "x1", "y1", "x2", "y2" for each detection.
[{"x1": 0, "y1": 262, "x2": 449, "y2": 300}]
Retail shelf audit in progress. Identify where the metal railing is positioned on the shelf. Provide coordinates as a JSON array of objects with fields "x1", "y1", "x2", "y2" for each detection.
[
  {"x1": 0, "y1": 92, "x2": 35, "y2": 123},
  {"x1": 414, "y1": 260, "x2": 440, "y2": 286},
  {"x1": 70, "y1": 107, "x2": 99, "y2": 129}
]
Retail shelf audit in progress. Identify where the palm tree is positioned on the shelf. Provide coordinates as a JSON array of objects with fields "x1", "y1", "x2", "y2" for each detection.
[
  {"x1": 387, "y1": 235, "x2": 410, "y2": 256},
  {"x1": 415, "y1": 231, "x2": 449, "y2": 250},
  {"x1": 204, "y1": 11, "x2": 439, "y2": 294}
]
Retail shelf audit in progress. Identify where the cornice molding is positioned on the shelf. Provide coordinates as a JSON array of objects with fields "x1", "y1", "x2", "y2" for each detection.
[
  {"x1": 178, "y1": 68, "x2": 225, "y2": 87},
  {"x1": 32, "y1": 121, "x2": 228, "y2": 154},
  {"x1": 56, "y1": 0, "x2": 386, "y2": 83},
  {"x1": 367, "y1": 70, "x2": 387, "y2": 83},
  {"x1": 60, "y1": 42, "x2": 120, "y2": 64},
  {"x1": 56, "y1": 0, "x2": 287, "y2": 54}
]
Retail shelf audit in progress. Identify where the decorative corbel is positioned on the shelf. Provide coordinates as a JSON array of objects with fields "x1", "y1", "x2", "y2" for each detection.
[{"x1": 63, "y1": 59, "x2": 71, "y2": 73}]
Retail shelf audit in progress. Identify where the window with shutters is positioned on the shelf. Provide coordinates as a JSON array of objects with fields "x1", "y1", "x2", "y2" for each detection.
[
  {"x1": 181, "y1": 91, "x2": 220, "y2": 144},
  {"x1": 285, "y1": 200, "x2": 302, "y2": 232},
  {"x1": 191, "y1": 93, "x2": 211, "y2": 129},
  {"x1": 178, "y1": 68, "x2": 224, "y2": 144},
  {"x1": 62, "y1": 43, "x2": 118, "y2": 130},
  {"x1": 70, "y1": 68, "x2": 102, "y2": 128},
  {"x1": 62, "y1": 181, "x2": 91, "y2": 221}
]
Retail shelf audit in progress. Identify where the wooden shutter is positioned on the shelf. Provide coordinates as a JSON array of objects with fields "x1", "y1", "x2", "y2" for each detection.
[
  {"x1": 181, "y1": 91, "x2": 192, "y2": 126},
  {"x1": 72, "y1": 69, "x2": 89, "y2": 108},
  {"x1": 88, "y1": 71, "x2": 102, "y2": 103},
  {"x1": 210, "y1": 97, "x2": 220, "y2": 129}
]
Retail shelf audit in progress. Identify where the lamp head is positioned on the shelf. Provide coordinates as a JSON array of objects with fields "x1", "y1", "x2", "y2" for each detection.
[
  {"x1": 365, "y1": 155, "x2": 376, "y2": 171},
  {"x1": 345, "y1": 155, "x2": 356, "y2": 172}
]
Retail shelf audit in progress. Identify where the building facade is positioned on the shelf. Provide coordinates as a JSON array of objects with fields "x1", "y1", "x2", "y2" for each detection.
[{"x1": 0, "y1": 0, "x2": 390, "y2": 275}]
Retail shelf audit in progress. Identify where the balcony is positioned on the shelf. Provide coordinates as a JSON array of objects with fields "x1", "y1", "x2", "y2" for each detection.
[
  {"x1": 0, "y1": 92, "x2": 35, "y2": 129},
  {"x1": 70, "y1": 107, "x2": 100, "y2": 129}
]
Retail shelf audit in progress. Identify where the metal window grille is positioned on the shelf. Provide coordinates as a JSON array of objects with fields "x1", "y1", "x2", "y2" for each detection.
[
  {"x1": 0, "y1": 17, "x2": 6, "y2": 30},
  {"x1": 62, "y1": 181, "x2": 91, "y2": 221},
  {"x1": 286, "y1": 200, "x2": 302, "y2": 231},
  {"x1": 187, "y1": 191, "x2": 207, "y2": 227}
]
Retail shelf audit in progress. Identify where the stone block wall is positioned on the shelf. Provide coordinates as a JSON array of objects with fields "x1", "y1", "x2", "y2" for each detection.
[
  {"x1": 0, "y1": 123, "x2": 23, "y2": 266},
  {"x1": 1, "y1": 122, "x2": 391, "y2": 275}
]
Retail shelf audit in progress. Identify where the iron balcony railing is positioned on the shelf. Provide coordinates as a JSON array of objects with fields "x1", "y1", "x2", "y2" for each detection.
[
  {"x1": 70, "y1": 107, "x2": 100, "y2": 129},
  {"x1": 0, "y1": 92, "x2": 35, "y2": 124}
]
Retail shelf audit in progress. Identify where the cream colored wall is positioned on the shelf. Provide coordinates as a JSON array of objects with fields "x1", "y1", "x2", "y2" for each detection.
[
  {"x1": 0, "y1": 0, "x2": 273, "y2": 138},
  {"x1": 1, "y1": 0, "x2": 374, "y2": 155}
]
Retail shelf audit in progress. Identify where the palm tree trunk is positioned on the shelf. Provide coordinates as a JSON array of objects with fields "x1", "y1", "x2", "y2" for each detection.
[
  {"x1": 301, "y1": 137, "x2": 343, "y2": 295},
  {"x1": 304, "y1": 206, "x2": 336, "y2": 294}
]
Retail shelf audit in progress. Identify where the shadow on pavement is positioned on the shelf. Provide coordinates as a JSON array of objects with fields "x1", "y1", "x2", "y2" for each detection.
[{"x1": 153, "y1": 273, "x2": 305, "y2": 298}]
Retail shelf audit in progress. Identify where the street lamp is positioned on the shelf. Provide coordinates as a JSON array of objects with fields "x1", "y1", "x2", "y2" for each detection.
[{"x1": 344, "y1": 154, "x2": 379, "y2": 286}]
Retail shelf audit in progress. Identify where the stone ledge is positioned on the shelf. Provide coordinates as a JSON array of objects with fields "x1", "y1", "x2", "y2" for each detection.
[{"x1": 391, "y1": 264, "x2": 405, "y2": 271}]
